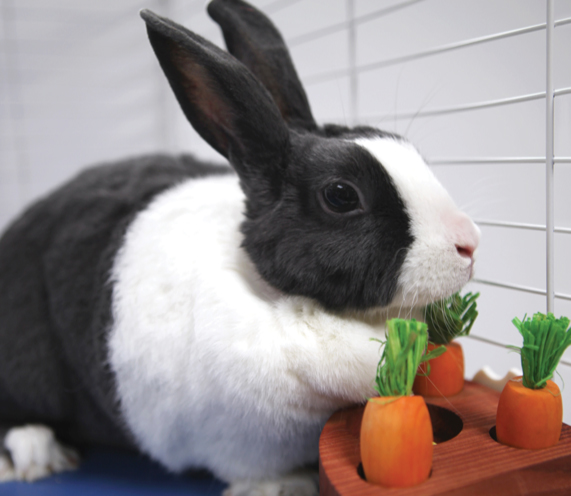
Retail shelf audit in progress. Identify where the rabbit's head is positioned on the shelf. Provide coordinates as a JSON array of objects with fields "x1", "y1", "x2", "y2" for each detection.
[{"x1": 140, "y1": 0, "x2": 479, "y2": 312}]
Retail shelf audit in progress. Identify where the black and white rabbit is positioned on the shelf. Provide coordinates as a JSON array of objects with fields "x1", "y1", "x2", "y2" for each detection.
[{"x1": 0, "y1": 0, "x2": 480, "y2": 494}]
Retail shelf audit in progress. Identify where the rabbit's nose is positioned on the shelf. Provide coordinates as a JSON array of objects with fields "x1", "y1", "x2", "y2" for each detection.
[
  {"x1": 448, "y1": 212, "x2": 480, "y2": 261},
  {"x1": 456, "y1": 244, "x2": 475, "y2": 260}
]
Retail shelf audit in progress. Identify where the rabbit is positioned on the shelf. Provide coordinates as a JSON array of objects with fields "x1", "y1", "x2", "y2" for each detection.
[{"x1": 0, "y1": 0, "x2": 480, "y2": 494}]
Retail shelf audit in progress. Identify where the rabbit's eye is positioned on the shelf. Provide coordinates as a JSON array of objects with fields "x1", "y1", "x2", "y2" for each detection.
[{"x1": 322, "y1": 182, "x2": 362, "y2": 214}]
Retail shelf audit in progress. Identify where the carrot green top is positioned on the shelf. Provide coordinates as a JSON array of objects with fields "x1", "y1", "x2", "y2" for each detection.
[
  {"x1": 510, "y1": 312, "x2": 571, "y2": 390},
  {"x1": 424, "y1": 292, "x2": 479, "y2": 345},
  {"x1": 373, "y1": 318, "x2": 444, "y2": 397}
]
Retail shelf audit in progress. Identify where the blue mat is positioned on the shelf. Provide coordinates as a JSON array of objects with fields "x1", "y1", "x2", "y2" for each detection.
[{"x1": 0, "y1": 448, "x2": 227, "y2": 496}]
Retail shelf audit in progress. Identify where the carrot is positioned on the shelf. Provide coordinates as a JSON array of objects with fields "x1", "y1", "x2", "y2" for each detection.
[
  {"x1": 496, "y1": 312, "x2": 571, "y2": 449},
  {"x1": 361, "y1": 319, "x2": 442, "y2": 487},
  {"x1": 413, "y1": 341, "x2": 464, "y2": 396},
  {"x1": 413, "y1": 292, "x2": 479, "y2": 397},
  {"x1": 496, "y1": 377, "x2": 562, "y2": 449},
  {"x1": 361, "y1": 395, "x2": 432, "y2": 487}
]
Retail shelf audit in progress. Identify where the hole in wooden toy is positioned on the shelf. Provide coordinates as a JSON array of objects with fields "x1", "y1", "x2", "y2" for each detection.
[
  {"x1": 357, "y1": 462, "x2": 365, "y2": 480},
  {"x1": 490, "y1": 426, "x2": 497, "y2": 441},
  {"x1": 357, "y1": 462, "x2": 433, "y2": 483},
  {"x1": 427, "y1": 404, "x2": 463, "y2": 443}
]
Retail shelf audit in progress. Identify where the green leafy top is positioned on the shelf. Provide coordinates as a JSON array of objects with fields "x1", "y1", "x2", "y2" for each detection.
[
  {"x1": 510, "y1": 312, "x2": 571, "y2": 389},
  {"x1": 423, "y1": 292, "x2": 480, "y2": 345},
  {"x1": 372, "y1": 318, "x2": 445, "y2": 397}
]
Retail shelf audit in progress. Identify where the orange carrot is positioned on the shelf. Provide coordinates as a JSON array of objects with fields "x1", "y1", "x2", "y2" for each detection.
[
  {"x1": 413, "y1": 341, "x2": 464, "y2": 397},
  {"x1": 413, "y1": 292, "x2": 478, "y2": 398},
  {"x1": 361, "y1": 319, "x2": 439, "y2": 487},
  {"x1": 496, "y1": 376, "x2": 562, "y2": 449},
  {"x1": 495, "y1": 312, "x2": 570, "y2": 449},
  {"x1": 361, "y1": 395, "x2": 433, "y2": 487}
]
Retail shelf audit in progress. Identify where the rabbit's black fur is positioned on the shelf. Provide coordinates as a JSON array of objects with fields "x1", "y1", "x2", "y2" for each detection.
[
  {"x1": 240, "y1": 131, "x2": 413, "y2": 310},
  {"x1": 0, "y1": 155, "x2": 230, "y2": 447}
]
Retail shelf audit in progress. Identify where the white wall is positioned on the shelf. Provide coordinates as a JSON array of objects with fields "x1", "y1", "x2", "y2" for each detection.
[
  {"x1": 0, "y1": 0, "x2": 173, "y2": 228},
  {"x1": 2, "y1": 0, "x2": 571, "y2": 422}
]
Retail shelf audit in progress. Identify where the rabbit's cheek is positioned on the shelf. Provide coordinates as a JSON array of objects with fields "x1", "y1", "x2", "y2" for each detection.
[
  {"x1": 396, "y1": 236, "x2": 476, "y2": 307},
  {"x1": 398, "y1": 208, "x2": 480, "y2": 305}
]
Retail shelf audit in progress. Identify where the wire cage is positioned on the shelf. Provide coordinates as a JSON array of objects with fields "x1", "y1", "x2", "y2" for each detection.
[{"x1": 1, "y1": 0, "x2": 571, "y2": 421}]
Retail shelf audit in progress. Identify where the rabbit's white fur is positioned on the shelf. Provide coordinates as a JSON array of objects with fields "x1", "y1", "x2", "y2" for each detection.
[
  {"x1": 108, "y1": 137, "x2": 477, "y2": 481},
  {"x1": 1, "y1": 425, "x2": 78, "y2": 482},
  {"x1": 109, "y1": 173, "x2": 385, "y2": 479}
]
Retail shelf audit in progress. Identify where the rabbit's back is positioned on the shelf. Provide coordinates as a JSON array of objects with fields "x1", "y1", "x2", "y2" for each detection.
[{"x1": 0, "y1": 153, "x2": 231, "y2": 447}]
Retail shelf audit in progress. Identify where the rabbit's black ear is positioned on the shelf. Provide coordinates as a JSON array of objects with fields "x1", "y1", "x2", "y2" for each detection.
[
  {"x1": 140, "y1": 9, "x2": 289, "y2": 186},
  {"x1": 207, "y1": 0, "x2": 317, "y2": 131}
]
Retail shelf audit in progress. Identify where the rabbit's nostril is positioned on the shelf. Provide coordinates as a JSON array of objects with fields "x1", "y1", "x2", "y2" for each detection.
[{"x1": 456, "y1": 244, "x2": 474, "y2": 260}]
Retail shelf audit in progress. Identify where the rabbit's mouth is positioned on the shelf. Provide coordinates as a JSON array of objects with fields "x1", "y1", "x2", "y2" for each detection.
[{"x1": 392, "y1": 242, "x2": 478, "y2": 310}]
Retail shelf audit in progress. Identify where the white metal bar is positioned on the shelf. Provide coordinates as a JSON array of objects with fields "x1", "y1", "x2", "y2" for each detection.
[
  {"x1": 303, "y1": 17, "x2": 571, "y2": 85},
  {"x1": 473, "y1": 279, "x2": 546, "y2": 296},
  {"x1": 430, "y1": 157, "x2": 543, "y2": 165},
  {"x1": 356, "y1": 17, "x2": 571, "y2": 74},
  {"x1": 347, "y1": 0, "x2": 357, "y2": 126},
  {"x1": 474, "y1": 219, "x2": 571, "y2": 235},
  {"x1": 285, "y1": 18, "x2": 346, "y2": 47},
  {"x1": 465, "y1": 335, "x2": 571, "y2": 367},
  {"x1": 383, "y1": 92, "x2": 545, "y2": 120},
  {"x1": 156, "y1": 0, "x2": 175, "y2": 151},
  {"x1": 546, "y1": 0, "x2": 555, "y2": 314},
  {"x1": 264, "y1": 0, "x2": 305, "y2": 15},
  {"x1": 429, "y1": 157, "x2": 571, "y2": 165},
  {"x1": 361, "y1": 86, "x2": 571, "y2": 122},
  {"x1": 2, "y1": 0, "x2": 27, "y2": 206},
  {"x1": 287, "y1": 0, "x2": 423, "y2": 47},
  {"x1": 353, "y1": 0, "x2": 425, "y2": 27},
  {"x1": 466, "y1": 334, "x2": 509, "y2": 348},
  {"x1": 472, "y1": 278, "x2": 571, "y2": 302},
  {"x1": 554, "y1": 87, "x2": 571, "y2": 97}
]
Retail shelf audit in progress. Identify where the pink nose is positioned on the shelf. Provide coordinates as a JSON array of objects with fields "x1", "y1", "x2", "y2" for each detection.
[
  {"x1": 456, "y1": 244, "x2": 475, "y2": 260},
  {"x1": 447, "y1": 211, "x2": 480, "y2": 261}
]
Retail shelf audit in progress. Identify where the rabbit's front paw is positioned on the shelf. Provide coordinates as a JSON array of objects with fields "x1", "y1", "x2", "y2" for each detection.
[
  {"x1": 2, "y1": 425, "x2": 79, "y2": 481},
  {"x1": 223, "y1": 470, "x2": 318, "y2": 496}
]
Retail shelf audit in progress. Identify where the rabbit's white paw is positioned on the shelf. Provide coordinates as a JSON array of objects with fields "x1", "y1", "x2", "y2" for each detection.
[
  {"x1": 223, "y1": 471, "x2": 318, "y2": 496},
  {"x1": 3, "y1": 425, "x2": 79, "y2": 481}
]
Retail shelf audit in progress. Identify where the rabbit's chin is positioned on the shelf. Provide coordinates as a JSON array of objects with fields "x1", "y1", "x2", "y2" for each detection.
[
  {"x1": 389, "y1": 282, "x2": 469, "y2": 311},
  {"x1": 390, "y1": 252, "x2": 475, "y2": 309},
  {"x1": 392, "y1": 221, "x2": 479, "y2": 309}
]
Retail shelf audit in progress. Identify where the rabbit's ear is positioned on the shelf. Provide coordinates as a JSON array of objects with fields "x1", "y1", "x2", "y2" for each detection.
[
  {"x1": 140, "y1": 9, "x2": 289, "y2": 187},
  {"x1": 207, "y1": 0, "x2": 317, "y2": 131}
]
